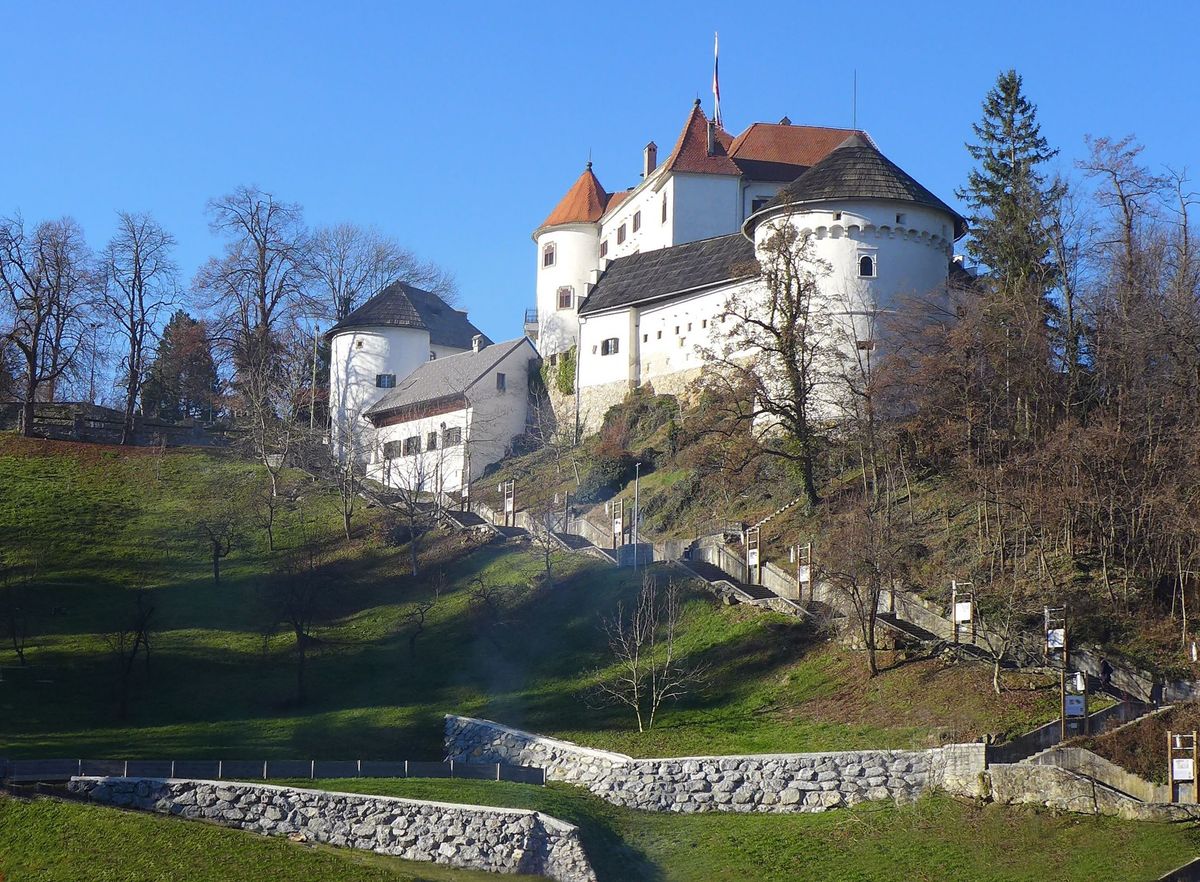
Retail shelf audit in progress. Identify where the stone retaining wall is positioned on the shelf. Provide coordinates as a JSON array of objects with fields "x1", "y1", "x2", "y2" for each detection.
[
  {"x1": 67, "y1": 777, "x2": 596, "y2": 882},
  {"x1": 445, "y1": 715, "x2": 986, "y2": 813},
  {"x1": 987, "y1": 763, "x2": 1200, "y2": 822}
]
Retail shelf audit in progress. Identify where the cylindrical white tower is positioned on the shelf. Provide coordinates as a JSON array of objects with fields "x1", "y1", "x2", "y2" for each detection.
[{"x1": 533, "y1": 164, "x2": 605, "y2": 358}]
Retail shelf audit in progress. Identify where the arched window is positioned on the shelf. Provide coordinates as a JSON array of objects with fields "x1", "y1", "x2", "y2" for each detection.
[
  {"x1": 859, "y1": 255, "x2": 875, "y2": 278},
  {"x1": 542, "y1": 243, "x2": 556, "y2": 268}
]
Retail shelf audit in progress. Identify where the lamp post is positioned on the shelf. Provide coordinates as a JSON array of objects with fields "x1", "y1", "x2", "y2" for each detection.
[{"x1": 633, "y1": 461, "x2": 641, "y2": 569}]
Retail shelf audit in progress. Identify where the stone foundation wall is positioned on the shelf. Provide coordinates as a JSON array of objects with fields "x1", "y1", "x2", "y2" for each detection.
[
  {"x1": 446, "y1": 716, "x2": 985, "y2": 813},
  {"x1": 67, "y1": 777, "x2": 596, "y2": 882},
  {"x1": 986, "y1": 763, "x2": 1200, "y2": 822}
]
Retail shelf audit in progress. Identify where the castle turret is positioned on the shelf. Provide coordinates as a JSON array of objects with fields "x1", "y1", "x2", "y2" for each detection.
[
  {"x1": 532, "y1": 164, "x2": 605, "y2": 357},
  {"x1": 744, "y1": 134, "x2": 966, "y2": 354}
]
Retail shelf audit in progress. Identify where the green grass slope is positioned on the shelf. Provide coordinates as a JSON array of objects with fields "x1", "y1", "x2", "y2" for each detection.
[
  {"x1": 0, "y1": 436, "x2": 1058, "y2": 760},
  {"x1": 0, "y1": 795, "x2": 496, "y2": 882}
]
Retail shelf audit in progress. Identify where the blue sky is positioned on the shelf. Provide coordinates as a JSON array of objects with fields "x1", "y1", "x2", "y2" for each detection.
[{"x1": 3, "y1": 1, "x2": 1198, "y2": 342}]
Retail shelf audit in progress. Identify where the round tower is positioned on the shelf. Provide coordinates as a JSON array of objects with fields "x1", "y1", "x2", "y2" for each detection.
[
  {"x1": 744, "y1": 134, "x2": 966, "y2": 353},
  {"x1": 533, "y1": 163, "x2": 604, "y2": 358}
]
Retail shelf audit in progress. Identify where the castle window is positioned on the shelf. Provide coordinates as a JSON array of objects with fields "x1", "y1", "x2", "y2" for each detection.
[
  {"x1": 600, "y1": 240, "x2": 608, "y2": 258},
  {"x1": 687, "y1": 322, "x2": 692, "y2": 332},
  {"x1": 443, "y1": 427, "x2": 462, "y2": 446},
  {"x1": 833, "y1": 212, "x2": 843, "y2": 221},
  {"x1": 661, "y1": 193, "x2": 668, "y2": 223},
  {"x1": 617, "y1": 224, "x2": 627, "y2": 245},
  {"x1": 751, "y1": 196, "x2": 770, "y2": 213},
  {"x1": 403, "y1": 435, "x2": 421, "y2": 456},
  {"x1": 656, "y1": 330, "x2": 662, "y2": 339},
  {"x1": 895, "y1": 213, "x2": 906, "y2": 224},
  {"x1": 356, "y1": 340, "x2": 364, "y2": 349},
  {"x1": 383, "y1": 440, "x2": 401, "y2": 459},
  {"x1": 642, "y1": 333, "x2": 648, "y2": 343},
  {"x1": 702, "y1": 319, "x2": 708, "y2": 328},
  {"x1": 857, "y1": 339, "x2": 876, "y2": 352},
  {"x1": 600, "y1": 337, "x2": 619, "y2": 356},
  {"x1": 633, "y1": 211, "x2": 641, "y2": 233},
  {"x1": 376, "y1": 373, "x2": 396, "y2": 388},
  {"x1": 542, "y1": 243, "x2": 556, "y2": 268},
  {"x1": 859, "y1": 255, "x2": 876, "y2": 278},
  {"x1": 496, "y1": 372, "x2": 507, "y2": 392},
  {"x1": 427, "y1": 431, "x2": 438, "y2": 450},
  {"x1": 557, "y1": 286, "x2": 573, "y2": 310},
  {"x1": 678, "y1": 337, "x2": 686, "y2": 348},
  {"x1": 430, "y1": 350, "x2": 436, "y2": 361}
]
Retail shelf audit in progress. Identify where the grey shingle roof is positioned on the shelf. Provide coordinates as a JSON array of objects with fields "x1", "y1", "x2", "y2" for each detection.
[
  {"x1": 326, "y1": 282, "x2": 492, "y2": 350},
  {"x1": 577, "y1": 234, "x2": 757, "y2": 316},
  {"x1": 769, "y1": 135, "x2": 967, "y2": 238},
  {"x1": 363, "y1": 337, "x2": 535, "y2": 420}
]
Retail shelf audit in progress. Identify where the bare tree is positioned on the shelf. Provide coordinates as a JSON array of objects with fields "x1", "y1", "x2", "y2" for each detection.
[
  {"x1": 525, "y1": 496, "x2": 565, "y2": 590},
  {"x1": 696, "y1": 224, "x2": 831, "y2": 508},
  {"x1": 308, "y1": 223, "x2": 456, "y2": 322},
  {"x1": 106, "y1": 588, "x2": 155, "y2": 720},
  {"x1": 382, "y1": 442, "x2": 445, "y2": 576},
  {"x1": 467, "y1": 576, "x2": 515, "y2": 651},
  {"x1": 0, "y1": 554, "x2": 35, "y2": 666},
  {"x1": 402, "y1": 571, "x2": 444, "y2": 658},
  {"x1": 259, "y1": 522, "x2": 335, "y2": 705},
  {"x1": 591, "y1": 575, "x2": 705, "y2": 732},
  {"x1": 0, "y1": 215, "x2": 94, "y2": 435},
  {"x1": 100, "y1": 212, "x2": 177, "y2": 444},
  {"x1": 197, "y1": 509, "x2": 239, "y2": 584}
]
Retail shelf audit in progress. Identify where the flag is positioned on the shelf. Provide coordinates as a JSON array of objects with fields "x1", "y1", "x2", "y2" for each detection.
[{"x1": 712, "y1": 32, "x2": 722, "y2": 129}]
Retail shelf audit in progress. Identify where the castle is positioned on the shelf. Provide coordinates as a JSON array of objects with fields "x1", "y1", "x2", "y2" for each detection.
[
  {"x1": 529, "y1": 100, "x2": 966, "y2": 430},
  {"x1": 328, "y1": 100, "x2": 966, "y2": 494}
]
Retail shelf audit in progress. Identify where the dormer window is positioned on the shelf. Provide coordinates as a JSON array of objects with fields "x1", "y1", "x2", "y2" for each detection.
[
  {"x1": 617, "y1": 224, "x2": 627, "y2": 245},
  {"x1": 557, "y1": 286, "x2": 573, "y2": 310},
  {"x1": 633, "y1": 211, "x2": 641, "y2": 233},
  {"x1": 542, "y1": 243, "x2": 556, "y2": 268},
  {"x1": 859, "y1": 255, "x2": 876, "y2": 278},
  {"x1": 751, "y1": 197, "x2": 770, "y2": 213}
]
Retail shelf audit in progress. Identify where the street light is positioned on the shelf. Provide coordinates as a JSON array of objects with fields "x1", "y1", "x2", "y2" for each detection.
[{"x1": 633, "y1": 461, "x2": 641, "y2": 569}]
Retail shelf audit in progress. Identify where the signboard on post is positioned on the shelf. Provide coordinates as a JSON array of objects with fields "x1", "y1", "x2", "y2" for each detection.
[
  {"x1": 1064, "y1": 694, "x2": 1087, "y2": 718},
  {"x1": 950, "y1": 580, "x2": 974, "y2": 644},
  {"x1": 1047, "y1": 628, "x2": 1065, "y2": 650},
  {"x1": 500, "y1": 480, "x2": 516, "y2": 527},
  {"x1": 954, "y1": 601, "x2": 973, "y2": 624},
  {"x1": 745, "y1": 527, "x2": 761, "y2": 585},
  {"x1": 1170, "y1": 732, "x2": 1200, "y2": 803},
  {"x1": 611, "y1": 499, "x2": 624, "y2": 549}
]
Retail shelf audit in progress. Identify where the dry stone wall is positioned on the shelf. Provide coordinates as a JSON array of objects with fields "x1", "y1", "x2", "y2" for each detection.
[
  {"x1": 445, "y1": 715, "x2": 986, "y2": 813},
  {"x1": 67, "y1": 777, "x2": 596, "y2": 882}
]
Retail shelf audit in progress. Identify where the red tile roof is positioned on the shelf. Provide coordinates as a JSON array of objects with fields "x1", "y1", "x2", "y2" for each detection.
[
  {"x1": 604, "y1": 189, "x2": 633, "y2": 214},
  {"x1": 729, "y1": 122, "x2": 872, "y2": 168},
  {"x1": 663, "y1": 100, "x2": 739, "y2": 176},
  {"x1": 539, "y1": 164, "x2": 608, "y2": 228}
]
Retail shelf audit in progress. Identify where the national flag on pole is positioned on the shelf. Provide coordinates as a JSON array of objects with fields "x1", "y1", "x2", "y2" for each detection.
[{"x1": 712, "y1": 32, "x2": 722, "y2": 129}]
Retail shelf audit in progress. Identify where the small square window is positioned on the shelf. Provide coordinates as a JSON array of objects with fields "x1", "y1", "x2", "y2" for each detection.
[
  {"x1": 617, "y1": 224, "x2": 627, "y2": 245},
  {"x1": 656, "y1": 330, "x2": 662, "y2": 339},
  {"x1": 751, "y1": 196, "x2": 770, "y2": 213},
  {"x1": 376, "y1": 373, "x2": 396, "y2": 388},
  {"x1": 642, "y1": 333, "x2": 648, "y2": 343},
  {"x1": 496, "y1": 372, "x2": 506, "y2": 392},
  {"x1": 403, "y1": 435, "x2": 421, "y2": 456},
  {"x1": 674, "y1": 325, "x2": 679, "y2": 335},
  {"x1": 702, "y1": 319, "x2": 708, "y2": 328},
  {"x1": 633, "y1": 211, "x2": 641, "y2": 233},
  {"x1": 383, "y1": 440, "x2": 401, "y2": 459},
  {"x1": 687, "y1": 322, "x2": 692, "y2": 332},
  {"x1": 443, "y1": 427, "x2": 462, "y2": 446},
  {"x1": 678, "y1": 337, "x2": 686, "y2": 348},
  {"x1": 857, "y1": 339, "x2": 876, "y2": 351},
  {"x1": 600, "y1": 337, "x2": 619, "y2": 356},
  {"x1": 895, "y1": 213, "x2": 906, "y2": 224},
  {"x1": 427, "y1": 431, "x2": 438, "y2": 450},
  {"x1": 356, "y1": 340, "x2": 364, "y2": 349}
]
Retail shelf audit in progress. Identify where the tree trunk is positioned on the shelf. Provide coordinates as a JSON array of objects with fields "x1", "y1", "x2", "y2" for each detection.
[{"x1": 211, "y1": 544, "x2": 221, "y2": 584}]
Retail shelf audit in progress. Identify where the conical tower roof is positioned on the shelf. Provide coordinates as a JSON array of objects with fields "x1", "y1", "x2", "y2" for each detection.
[
  {"x1": 538, "y1": 163, "x2": 608, "y2": 230},
  {"x1": 767, "y1": 134, "x2": 966, "y2": 237}
]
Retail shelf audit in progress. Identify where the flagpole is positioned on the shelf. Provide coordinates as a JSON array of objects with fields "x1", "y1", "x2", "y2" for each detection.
[{"x1": 712, "y1": 31, "x2": 722, "y2": 129}]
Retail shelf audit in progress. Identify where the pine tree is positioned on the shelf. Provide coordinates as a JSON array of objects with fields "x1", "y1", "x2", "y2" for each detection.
[
  {"x1": 142, "y1": 311, "x2": 220, "y2": 421},
  {"x1": 959, "y1": 69, "x2": 1063, "y2": 296}
]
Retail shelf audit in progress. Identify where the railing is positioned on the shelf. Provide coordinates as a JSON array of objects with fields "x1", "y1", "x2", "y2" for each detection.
[
  {"x1": 0, "y1": 757, "x2": 545, "y2": 786},
  {"x1": 523, "y1": 308, "x2": 539, "y2": 325}
]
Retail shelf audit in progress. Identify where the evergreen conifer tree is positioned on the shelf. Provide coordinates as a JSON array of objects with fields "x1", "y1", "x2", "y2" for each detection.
[{"x1": 959, "y1": 69, "x2": 1063, "y2": 298}]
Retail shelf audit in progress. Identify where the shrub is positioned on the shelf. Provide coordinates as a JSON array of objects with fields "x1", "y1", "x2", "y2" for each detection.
[{"x1": 576, "y1": 450, "x2": 638, "y2": 504}]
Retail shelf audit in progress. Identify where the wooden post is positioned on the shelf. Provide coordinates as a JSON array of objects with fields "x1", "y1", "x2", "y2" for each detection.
[
  {"x1": 1060, "y1": 670, "x2": 1067, "y2": 742},
  {"x1": 1193, "y1": 730, "x2": 1198, "y2": 804},
  {"x1": 1169, "y1": 731, "x2": 1176, "y2": 803}
]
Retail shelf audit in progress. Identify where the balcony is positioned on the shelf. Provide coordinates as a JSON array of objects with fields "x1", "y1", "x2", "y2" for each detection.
[{"x1": 523, "y1": 308, "x2": 539, "y2": 341}]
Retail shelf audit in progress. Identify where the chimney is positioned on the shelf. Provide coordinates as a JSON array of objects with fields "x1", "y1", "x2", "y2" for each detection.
[
  {"x1": 706, "y1": 120, "x2": 716, "y2": 156},
  {"x1": 472, "y1": 334, "x2": 483, "y2": 353},
  {"x1": 643, "y1": 141, "x2": 657, "y2": 177}
]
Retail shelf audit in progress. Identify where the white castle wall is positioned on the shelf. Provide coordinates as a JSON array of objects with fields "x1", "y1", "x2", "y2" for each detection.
[
  {"x1": 330, "y1": 326, "x2": 431, "y2": 460},
  {"x1": 671, "y1": 173, "x2": 741, "y2": 245},
  {"x1": 536, "y1": 223, "x2": 598, "y2": 357}
]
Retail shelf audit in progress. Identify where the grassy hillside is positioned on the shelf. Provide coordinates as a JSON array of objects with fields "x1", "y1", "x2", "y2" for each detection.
[
  {"x1": 296, "y1": 778, "x2": 1200, "y2": 882},
  {"x1": 0, "y1": 795, "x2": 494, "y2": 881},
  {"x1": 0, "y1": 436, "x2": 1058, "y2": 760}
]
